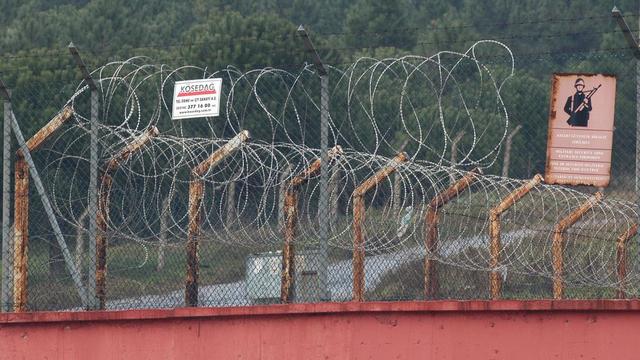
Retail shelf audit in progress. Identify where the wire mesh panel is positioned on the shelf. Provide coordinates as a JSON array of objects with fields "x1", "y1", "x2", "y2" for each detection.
[{"x1": 2, "y1": 25, "x2": 640, "y2": 311}]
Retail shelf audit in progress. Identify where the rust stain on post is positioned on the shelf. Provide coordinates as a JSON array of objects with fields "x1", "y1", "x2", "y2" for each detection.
[
  {"x1": 12, "y1": 106, "x2": 74, "y2": 312},
  {"x1": 424, "y1": 208, "x2": 439, "y2": 299},
  {"x1": 185, "y1": 131, "x2": 251, "y2": 307},
  {"x1": 185, "y1": 180, "x2": 204, "y2": 307},
  {"x1": 280, "y1": 146, "x2": 342, "y2": 303},
  {"x1": 352, "y1": 195, "x2": 366, "y2": 302},
  {"x1": 489, "y1": 174, "x2": 543, "y2": 300},
  {"x1": 424, "y1": 168, "x2": 481, "y2": 299},
  {"x1": 96, "y1": 126, "x2": 159, "y2": 309},
  {"x1": 616, "y1": 224, "x2": 637, "y2": 299},
  {"x1": 95, "y1": 173, "x2": 112, "y2": 309},
  {"x1": 105, "y1": 127, "x2": 160, "y2": 173},
  {"x1": 280, "y1": 188, "x2": 298, "y2": 303},
  {"x1": 12, "y1": 159, "x2": 29, "y2": 312},
  {"x1": 352, "y1": 152, "x2": 408, "y2": 302},
  {"x1": 192, "y1": 131, "x2": 250, "y2": 177},
  {"x1": 552, "y1": 192, "x2": 603, "y2": 299},
  {"x1": 17, "y1": 106, "x2": 74, "y2": 157}
]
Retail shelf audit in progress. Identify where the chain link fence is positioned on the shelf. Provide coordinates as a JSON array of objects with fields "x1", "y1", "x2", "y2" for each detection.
[{"x1": 1, "y1": 26, "x2": 640, "y2": 312}]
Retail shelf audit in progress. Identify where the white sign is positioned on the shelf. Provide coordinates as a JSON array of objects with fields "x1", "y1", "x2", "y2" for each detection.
[{"x1": 172, "y1": 78, "x2": 222, "y2": 120}]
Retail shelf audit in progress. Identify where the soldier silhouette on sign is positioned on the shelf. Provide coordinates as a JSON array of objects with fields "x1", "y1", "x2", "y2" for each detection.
[{"x1": 564, "y1": 78, "x2": 600, "y2": 127}]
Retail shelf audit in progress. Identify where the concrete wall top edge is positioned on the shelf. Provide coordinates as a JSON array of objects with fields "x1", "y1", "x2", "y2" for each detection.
[{"x1": 2, "y1": 300, "x2": 640, "y2": 325}]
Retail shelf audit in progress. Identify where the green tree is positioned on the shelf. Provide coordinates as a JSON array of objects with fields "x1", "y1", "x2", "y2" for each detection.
[{"x1": 344, "y1": 0, "x2": 417, "y2": 50}]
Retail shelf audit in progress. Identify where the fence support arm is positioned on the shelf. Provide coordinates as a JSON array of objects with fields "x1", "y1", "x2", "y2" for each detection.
[
  {"x1": 552, "y1": 192, "x2": 603, "y2": 299},
  {"x1": 612, "y1": 7, "x2": 640, "y2": 59},
  {"x1": 352, "y1": 152, "x2": 408, "y2": 302},
  {"x1": 96, "y1": 126, "x2": 159, "y2": 309},
  {"x1": 185, "y1": 130, "x2": 250, "y2": 307},
  {"x1": 12, "y1": 106, "x2": 77, "y2": 312},
  {"x1": 280, "y1": 146, "x2": 343, "y2": 303},
  {"x1": 489, "y1": 174, "x2": 543, "y2": 299},
  {"x1": 424, "y1": 168, "x2": 481, "y2": 299}
]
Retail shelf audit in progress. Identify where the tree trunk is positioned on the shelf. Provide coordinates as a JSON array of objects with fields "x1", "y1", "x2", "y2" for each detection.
[
  {"x1": 75, "y1": 208, "x2": 89, "y2": 276},
  {"x1": 226, "y1": 181, "x2": 237, "y2": 227},
  {"x1": 449, "y1": 131, "x2": 465, "y2": 183},
  {"x1": 49, "y1": 241, "x2": 64, "y2": 277},
  {"x1": 393, "y1": 139, "x2": 410, "y2": 212},
  {"x1": 328, "y1": 165, "x2": 341, "y2": 229},
  {"x1": 277, "y1": 165, "x2": 291, "y2": 231},
  {"x1": 502, "y1": 125, "x2": 522, "y2": 178},
  {"x1": 156, "y1": 194, "x2": 172, "y2": 272}
]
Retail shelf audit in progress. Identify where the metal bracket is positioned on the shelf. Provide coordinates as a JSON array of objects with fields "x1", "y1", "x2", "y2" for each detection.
[
  {"x1": 612, "y1": 6, "x2": 640, "y2": 59},
  {"x1": 68, "y1": 42, "x2": 98, "y2": 90},
  {"x1": 297, "y1": 25, "x2": 328, "y2": 76},
  {"x1": 0, "y1": 79, "x2": 11, "y2": 102}
]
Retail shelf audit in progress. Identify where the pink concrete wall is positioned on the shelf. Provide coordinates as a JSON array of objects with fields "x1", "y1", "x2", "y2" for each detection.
[{"x1": 1, "y1": 301, "x2": 640, "y2": 359}]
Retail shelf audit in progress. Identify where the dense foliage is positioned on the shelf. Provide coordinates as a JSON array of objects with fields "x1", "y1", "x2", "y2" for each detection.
[{"x1": 0, "y1": 0, "x2": 638, "y2": 177}]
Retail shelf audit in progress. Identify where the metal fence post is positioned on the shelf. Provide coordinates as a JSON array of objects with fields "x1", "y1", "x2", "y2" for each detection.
[
  {"x1": 424, "y1": 168, "x2": 480, "y2": 299},
  {"x1": 185, "y1": 130, "x2": 250, "y2": 307},
  {"x1": 12, "y1": 106, "x2": 79, "y2": 311},
  {"x1": 97, "y1": 126, "x2": 159, "y2": 309},
  {"x1": 1, "y1": 90, "x2": 13, "y2": 312},
  {"x1": 489, "y1": 174, "x2": 543, "y2": 299},
  {"x1": 87, "y1": 89, "x2": 99, "y2": 309},
  {"x1": 298, "y1": 25, "x2": 331, "y2": 300},
  {"x1": 69, "y1": 42, "x2": 100, "y2": 310},
  {"x1": 0, "y1": 77, "x2": 90, "y2": 310},
  {"x1": 612, "y1": 7, "x2": 640, "y2": 197},
  {"x1": 280, "y1": 146, "x2": 342, "y2": 303},
  {"x1": 352, "y1": 152, "x2": 408, "y2": 302},
  {"x1": 13, "y1": 153, "x2": 28, "y2": 311},
  {"x1": 551, "y1": 192, "x2": 602, "y2": 299},
  {"x1": 318, "y1": 74, "x2": 330, "y2": 300}
]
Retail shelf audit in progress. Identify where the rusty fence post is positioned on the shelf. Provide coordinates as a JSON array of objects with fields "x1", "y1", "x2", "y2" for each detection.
[
  {"x1": 352, "y1": 152, "x2": 408, "y2": 302},
  {"x1": 12, "y1": 106, "x2": 74, "y2": 312},
  {"x1": 552, "y1": 192, "x2": 603, "y2": 299},
  {"x1": 489, "y1": 174, "x2": 543, "y2": 300},
  {"x1": 185, "y1": 130, "x2": 250, "y2": 307},
  {"x1": 12, "y1": 158, "x2": 28, "y2": 312},
  {"x1": 280, "y1": 146, "x2": 343, "y2": 303},
  {"x1": 96, "y1": 126, "x2": 159, "y2": 309},
  {"x1": 616, "y1": 224, "x2": 638, "y2": 299},
  {"x1": 424, "y1": 168, "x2": 481, "y2": 299}
]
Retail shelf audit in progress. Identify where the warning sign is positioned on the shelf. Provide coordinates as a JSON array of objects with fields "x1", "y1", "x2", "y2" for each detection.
[
  {"x1": 172, "y1": 78, "x2": 222, "y2": 120},
  {"x1": 545, "y1": 73, "x2": 617, "y2": 187}
]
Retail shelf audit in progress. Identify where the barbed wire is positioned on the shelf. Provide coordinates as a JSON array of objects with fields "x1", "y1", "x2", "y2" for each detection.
[{"x1": 9, "y1": 39, "x2": 633, "y2": 309}]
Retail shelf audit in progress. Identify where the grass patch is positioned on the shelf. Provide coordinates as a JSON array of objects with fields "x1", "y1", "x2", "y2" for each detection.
[
  {"x1": 368, "y1": 243, "x2": 621, "y2": 301},
  {"x1": 11, "y1": 239, "x2": 261, "y2": 310}
]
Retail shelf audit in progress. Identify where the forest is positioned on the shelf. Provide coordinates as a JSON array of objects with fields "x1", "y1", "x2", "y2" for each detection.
[{"x1": 0, "y1": 0, "x2": 639, "y2": 180}]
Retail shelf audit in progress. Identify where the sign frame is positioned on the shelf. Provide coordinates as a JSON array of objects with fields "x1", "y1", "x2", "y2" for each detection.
[
  {"x1": 544, "y1": 72, "x2": 617, "y2": 187},
  {"x1": 171, "y1": 78, "x2": 223, "y2": 120}
]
